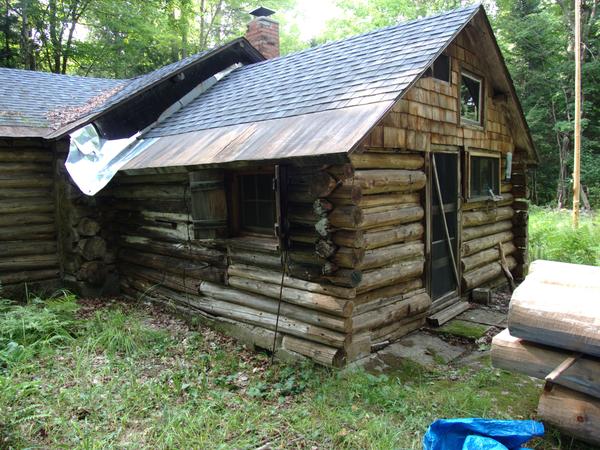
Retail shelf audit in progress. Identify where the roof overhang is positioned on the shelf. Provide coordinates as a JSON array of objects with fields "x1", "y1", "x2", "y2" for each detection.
[{"x1": 122, "y1": 101, "x2": 393, "y2": 170}]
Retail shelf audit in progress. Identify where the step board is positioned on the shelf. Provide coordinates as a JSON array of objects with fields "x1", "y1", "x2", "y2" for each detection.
[{"x1": 427, "y1": 301, "x2": 470, "y2": 327}]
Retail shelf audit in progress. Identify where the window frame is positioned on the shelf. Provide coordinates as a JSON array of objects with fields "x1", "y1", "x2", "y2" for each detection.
[
  {"x1": 227, "y1": 168, "x2": 276, "y2": 237},
  {"x1": 465, "y1": 149, "x2": 502, "y2": 202},
  {"x1": 459, "y1": 70, "x2": 484, "y2": 127}
]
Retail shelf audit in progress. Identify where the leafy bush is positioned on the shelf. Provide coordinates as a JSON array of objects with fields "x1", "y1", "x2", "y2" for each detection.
[
  {"x1": 529, "y1": 207, "x2": 600, "y2": 265},
  {"x1": 0, "y1": 291, "x2": 80, "y2": 366}
]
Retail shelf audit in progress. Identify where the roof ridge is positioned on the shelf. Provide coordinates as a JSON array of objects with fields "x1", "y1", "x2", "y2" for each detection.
[{"x1": 250, "y1": 3, "x2": 481, "y2": 66}]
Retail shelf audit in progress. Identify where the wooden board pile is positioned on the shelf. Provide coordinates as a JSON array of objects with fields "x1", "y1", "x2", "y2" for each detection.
[{"x1": 491, "y1": 260, "x2": 600, "y2": 446}]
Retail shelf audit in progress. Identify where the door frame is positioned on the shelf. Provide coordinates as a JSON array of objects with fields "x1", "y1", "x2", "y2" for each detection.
[{"x1": 425, "y1": 145, "x2": 463, "y2": 303}]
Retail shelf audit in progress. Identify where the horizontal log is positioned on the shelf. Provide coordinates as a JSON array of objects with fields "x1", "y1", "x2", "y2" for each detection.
[
  {"x1": 350, "y1": 152, "x2": 424, "y2": 170},
  {"x1": 360, "y1": 205, "x2": 424, "y2": 230},
  {"x1": 0, "y1": 254, "x2": 58, "y2": 271},
  {"x1": 112, "y1": 173, "x2": 188, "y2": 185},
  {"x1": 327, "y1": 164, "x2": 354, "y2": 181},
  {"x1": 199, "y1": 281, "x2": 349, "y2": 332},
  {"x1": 227, "y1": 264, "x2": 356, "y2": 299},
  {"x1": 352, "y1": 291, "x2": 431, "y2": 332},
  {"x1": 109, "y1": 199, "x2": 188, "y2": 214},
  {"x1": 289, "y1": 171, "x2": 337, "y2": 198},
  {"x1": 0, "y1": 188, "x2": 52, "y2": 199},
  {"x1": 0, "y1": 223, "x2": 55, "y2": 240},
  {"x1": 184, "y1": 294, "x2": 348, "y2": 348},
  {"x1": 119, "y1": 248, "x2": 224, "y2": 283},
  {"x1": 360, "y1": 242, "x2": 424, "y2": 270},
  {"x1": 491, "y1": 329, "x2": 600, "y2": 399},
  {"x1": 538, "y1": 385, "x2": 600, "y2": 446},
  {"x1": 461, "y1": 242, "x2": 516, "y2": 272},
  {"x1": 329, "y1": 192, "x2": 420, "y2": 208},
  {"x1": 327, "y1": 206, "x2": 363, "y2": 229},
  {"x1": 461, "y1": 256, "x2": 516, "y2": 291},
  {"x1": 227, "y1": 276, "x2": 354, "y2": 317},
  {"x1": 0, "y1": 149, "x2": 53, "y2": 162},
  {"x1": 349, "y1": 170, "x2": 426, "y2": 194},
  {"x1": 0, "y1": 198, "x2": 54, "y2": 214},
  {"x1": 282, "y1": 335, "x2": 346, "y2": 367},
  {"x1": 462, "y1": 194, "x2": 513, "y2": 211},
  {"x1": 228, "y1": 249, "x2": 282, "y2": 269},
  {"x1": 358, "y1": 258, "x2": 425, "y2": 293},
  {"x1": 363, "y1": 223, "x2": 424, "y2": 249},
  {"x1": 508, "y1": 279, "x2": 600, "y2": 357},
  {"x1": 371, "y1": 313, "x2": 427, "y2": 342},
  {"x1": 461, "y1": 231, "x2": 514, "y2": 257},
  {"x1": 353, "y1": 279, "x2": 423, "y2": 312},
  {"x1": 110, "y1": 185, "x2": 188, "y2": 200},
  {"x1": 461, "y1": 220, "x2": 513, "y2": 241},
  {"x1": 0, "y1": 268, "x2": 60, "y2": 285},
  {"x1": 0, "y1": 162, "x2": 52, "y2": 174},
  {"x1": 0, "y1": 213, "x2": 55, "y2": 227},
  {"x1": 120, "y1": 263, "x2": 201, "y2": 295},
  {"x1": 120, "y1": 235, "x2": 226, "y2": 267},
  {"x1": 462, "y1": 206, "x2": 514, "y2": 227},
  {"x1": 0, "y1": 175, "x2": 53, "y2": 189},
  {"x1": 0, "y1": 240, "x2": 57, "y2": 257},
  {"x1": 327, "y1": 184, "x2": 363, "y2": 203}
]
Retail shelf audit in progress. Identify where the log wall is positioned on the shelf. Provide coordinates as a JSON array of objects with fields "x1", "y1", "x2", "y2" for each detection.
[{"x1": 0, "y1": 138, "x2": 60, "y2": 296}]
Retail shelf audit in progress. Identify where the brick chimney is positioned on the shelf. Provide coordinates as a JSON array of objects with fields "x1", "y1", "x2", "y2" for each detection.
[{"x1": 246, "y1": 6, "x2": 279, "y2": 59}]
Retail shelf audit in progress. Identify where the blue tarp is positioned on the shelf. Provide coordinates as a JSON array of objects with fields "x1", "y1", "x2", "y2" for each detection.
[{"x1": 423, "y1": 418, "x2": 545, "y2": 450}]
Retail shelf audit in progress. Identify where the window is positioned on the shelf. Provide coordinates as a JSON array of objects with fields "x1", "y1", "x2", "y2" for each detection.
[
  {"x1": 460, "y1": 72, "x2": 482, "y2": 124},
  {"x1": 425, "y1": 54, "x2": 451, "y2": 83},
  {"x1": 469, "y1": 153, "x2": 500, "y2": 199},
  {"x1": 238, "y1": 173, "x2": 275, "y2": 234}
]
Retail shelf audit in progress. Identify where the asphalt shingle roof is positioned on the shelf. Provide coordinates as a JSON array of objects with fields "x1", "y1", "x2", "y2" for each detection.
[
  {"x1": 0, "y1": 69, "x2": 125, "y2": 129},
  {"x1": 145, "y1": 4, "x2": 480, "y2": 138}
]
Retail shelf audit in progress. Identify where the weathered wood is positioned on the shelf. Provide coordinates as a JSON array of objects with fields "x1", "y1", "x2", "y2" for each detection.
[
  {"x1": 462, "y1": 206, "x2": 514, "y2": 227},
  {"x1": 0, "y1": 175, "x2": 54, "y2": 189},
  {"x1": 332, "y1": 246, "x2": 366, "y2": 268},
  {"x1": 290, "y1": 171, "x2": 338, "y2": 198},
  {"x1": 427, "y1": 301, "x2": 470, "y2": 327},
  {"x1": 327, "y1": 164, "x2": 354, "y2": 181},
  {"x1": 0, "y1": 254, "x2": 58, "y2": 271},
  {"x1": 282, "y1": 335, "x2": 346, "y2": 367},
  {"x1": 121, "y1": 263, "x2": 203, "y2": 295},
  {"x1": 0, "y1": 268, "x2": 60, "y2": 285},
  {"x1": 358, "y1": 258, "x2": 425, "y2": 293},
  {"x1": 0, "y1": 240, "x2": 57, "y2": 257},
  {"x1": 0, "y1": 213, "x2": 55, "y2": 227},
  {"x1": 538, "y1": 385, "x2": 600, "y2": 446},
  {"x1": 227, "y1": 264, "x2": 356, "y2": 299},
  {"x1": 371, "y1": 314, "x2": 426, "y2": 342},
  {"x1": 77, "y1": 237, "x2": 107, "y2": 261},
  {"x1": 461, "y1": 231, "x2": 514, "y2": 256},
  {"x1": 462, "y1": 220, "x2": 513, "y2": 241},
  {"x1": 323, "y1": 269, "x2": 363, "y2": 288},
  {"x1": 462, "y1": 256, "x2": 516, "y2": 291},
  {"x1": 189, "y1": 170, "x2": 228, "y2": 239},
  {"x1": 327, "y1": 206, "x2": 363, "y2": 229},
  {"x1": 199, "y1": 281, "x2": 349, "y2": 332},
  {"x1": 329, "y1": 192, "x2": 420, "y2": 208},
  {"x1": 508, "y1": 279, "x2": 600, "y2": 357},
  {"x1": 77, "y1": 217, "x2": 101, "y2": 236},
  {"x1": 227, "y1": 276, "x2": 354, "y2": 317},
  {"x1": 461, "y1": 242, "x2": 516, "y2": 272},
  {"x1": 527, "y1": 260, "x2": 600, "y2": 289},
  {"x1": 352, "y1": 291, "x2": 431, "y2": 332},
  {"x1": 0, "y1": 198, "x2": 54, "y2": 214},
  {"x1": 327, "y1": 184, "x2": 363, "y2": 203},
  {"x1": 360, "y1": 242, "x2": 424, "y2": 270},
  {"x1": 349, "y1": 170, "x2": 426, "y2": 194},
  {"x1": 360, "y1": 205, "x2": 424, "y2": 230},
  {"x1": 353, "y1": 279, "x2": 423, "y2": 312},
  {"x1": 350, "y1": 152, "x2": 424, "y2": 170},
  {"x1": 491, "y1": 329, "x2": 600, "y2": 399},
  {"x1": 462, "y1": 194, "x2": 513, "y2": 211},
  {"x1": 76, "y1": 261, "x2": 107, "y2": 285},
  {"x1": 0, "y1": 223, "x2": 55, "y2": 240},
  {"x1": 0, "y1": 187, "x2": 52, "y2": 199},
  {"x1": 362, "y1": 223, "x2": 424, "y2": 249}
]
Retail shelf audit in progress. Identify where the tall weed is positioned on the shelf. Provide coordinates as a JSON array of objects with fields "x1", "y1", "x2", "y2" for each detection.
[{"x1": 529, "y1": 207, "x2": 600, "y2": 265}]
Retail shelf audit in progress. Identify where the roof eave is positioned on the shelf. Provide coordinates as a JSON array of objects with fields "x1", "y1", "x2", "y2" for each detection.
[{"x1": 46, "y1": 37, "x2": 265, "y2": 140}]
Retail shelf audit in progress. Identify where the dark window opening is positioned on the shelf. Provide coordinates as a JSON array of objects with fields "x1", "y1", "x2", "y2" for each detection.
[
  {"x1": 432, "y1": 54, "x2": 450, "y2": 82},
  {"x1": 460, "y1": 72, "x2": 482, "y2": 124},
  {"x1": 238, "y1": 173, "x2": 275, "y2": 234},
  {"x1": 470, "y1": 155, "x2": 500, "y2": 198}
]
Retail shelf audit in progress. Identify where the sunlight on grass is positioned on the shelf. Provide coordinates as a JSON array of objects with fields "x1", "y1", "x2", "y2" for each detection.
[{"x1": 529, "y1": 206, "x2": 600, "y2": 266}]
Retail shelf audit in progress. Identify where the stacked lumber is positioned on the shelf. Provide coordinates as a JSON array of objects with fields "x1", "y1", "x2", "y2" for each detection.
[
  {"x1": 0, "y1": 139, "x2": 60, "y2": 296},
  {"x1": 491, "y1": 260, "x2": 600, "y2": 446}
]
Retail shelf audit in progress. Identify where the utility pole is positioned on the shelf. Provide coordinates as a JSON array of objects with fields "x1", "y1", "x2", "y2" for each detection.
[{"x1": 573, "y1": 0, "x2": 582, "y2": 227}]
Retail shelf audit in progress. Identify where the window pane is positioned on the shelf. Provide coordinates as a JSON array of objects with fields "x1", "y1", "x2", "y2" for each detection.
[
  {"x1": 461, "y1": 74, "x2": 480, "y2": 123},
  {"x1": 470, "y1": 155, "x2": 499, "y2": 197},
  {"x1": 239, "y1": 173, "x2": 275, "y2": 233}
]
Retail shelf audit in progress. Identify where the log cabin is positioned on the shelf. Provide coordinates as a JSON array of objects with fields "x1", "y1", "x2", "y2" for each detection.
[{"x1": 0, "y1": 5, "x2": 537, "y2": 366}]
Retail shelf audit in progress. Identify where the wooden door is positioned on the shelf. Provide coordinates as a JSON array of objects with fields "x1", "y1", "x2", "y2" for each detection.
[{"x1": 429, "y1": 152, "x2": 459, "y2": 302}]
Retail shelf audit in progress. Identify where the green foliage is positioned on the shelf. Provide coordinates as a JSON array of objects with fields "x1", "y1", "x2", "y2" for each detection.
[{"x1": 529, "y1": 206, "x2": 600, "y2": 265}]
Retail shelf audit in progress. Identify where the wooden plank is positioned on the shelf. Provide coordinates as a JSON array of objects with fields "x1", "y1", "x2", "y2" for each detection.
[
  {"x1": 427, "y1": 301, "x2": 470, "y2": 327},
  {"x1": 491, "y1": 329, "x2": 600, "y2": 399}
]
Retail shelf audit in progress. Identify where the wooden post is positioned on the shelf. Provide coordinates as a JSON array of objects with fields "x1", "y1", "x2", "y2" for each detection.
[{"x1": 573, "y1": 0, "x2": 581, "y2": 228}]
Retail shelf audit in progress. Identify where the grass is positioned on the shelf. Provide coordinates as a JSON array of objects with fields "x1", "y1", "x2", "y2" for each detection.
[
  {"x1": 529, "y1": 206, "x2": 600, "y2": 266},
  {"x1": 438, "y1": 320, "x2": 490, "y2": 340},
  {"x1": 0, "y1": 295, "x2": 593, "y2": 449}
]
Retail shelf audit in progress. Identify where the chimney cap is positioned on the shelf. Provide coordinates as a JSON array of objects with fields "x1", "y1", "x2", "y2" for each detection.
[{"x1": 249, "y1": 6, "x2": 275, "y2": 17}]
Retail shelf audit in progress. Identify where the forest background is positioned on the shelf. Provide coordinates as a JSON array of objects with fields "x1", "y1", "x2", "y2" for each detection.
[{"x1": 1, "y1": 0, "x2": 598, "y2": 209}]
